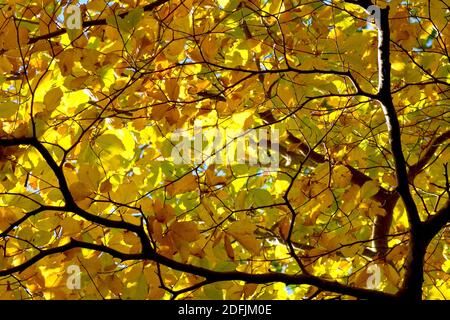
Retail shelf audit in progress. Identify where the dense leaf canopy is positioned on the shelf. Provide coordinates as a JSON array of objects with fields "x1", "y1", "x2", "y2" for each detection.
[{"x1": 0, "y1": 0, "x2": 449, "y2": 300}]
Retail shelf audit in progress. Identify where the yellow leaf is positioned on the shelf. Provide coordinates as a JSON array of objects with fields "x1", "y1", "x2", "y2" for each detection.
[
  {"x1": 151, "y1": 104, "x2": 170, "y2": 120},
  {"x1": 205, "y1": 166, "x2": 227, "y2": 186},
  {"x1": 332, "y1": 165, "x2": 352, "y2": 188},
  {"x1": 170, "y1": 221, "x2": 200, "y2": 243},
  {"x1": 341, "y1": 184, "x2": 360, "y2": 213},
  {"x1": 43, "y1": 87, "x2": 63, "y2": 111},
  {"x1": 224, "y1": 234, "x2": 234, "y2": 260},
  {"x1": 35, "y1": 216, "x2": 60, "y2": 231},
  {"x1": 77, "y1": 163, "x2": 101, "y2": 192},
  {"x1": 140, "y1": 197, "x2": 154, "y2": 214},
  {"x1": 370, "y1": 205, "x2": 386, "y2": 217},
  {"x1": 154, "y1": 199, "x2": 175, "y2": 223},
  {"x1": 165, "y1": 108, "x2": 180, "y2": 125},
  {"x1": 188, "y1": 79, "x2": 211, "y2": 94},
  {"x1": 99, "y1": 179, "x2": 113, "y2": 193},
  {"x1": 269, "y1": 0, "x2": 283, "y2": 14},
  {"x1": 360, "y1": 180, "x2": 380, "y2": 199},
  {"x1": 0, "y1": 101, "x2": 20, "y2": 118},
  {"x1": 218, "y1": 0, "x2": 229, "y2": 8},
  {"x1": 164, "y1": 78, "x2": 180, "y2": 101},
  {"x1": 165, "y1": 39, "x2": 186, "y2": 59},
  {"x1": 243, "y1": 283, "x2": 258, "y2": 299},
  {"x1": 103, "y1": 275, "x2": 123, "y2": 295},
  {"x1": 442, "y1": 260, "x2": 450, "y2": 273},
  {"x1": 61, "y1": 216, "x2": 82, "y2": 235},
  {"x1": 383, "y1": 263, "x2": 401, "y2": 286},
  {"x1": 147, "y1": 217, "x2": 164, "y2": 242},
  {"x1": 144, "y1": 266, "x2": 165, "y2": 299},
  {"x1": 69, "y1": 181, "x2": 92, "y2": 201},
  {"x1": 227, "y1": 219, "x2": 261, "y2": 255},
  {"x1": 391, "y1": 61, "x2": 405, "y2": 72},
  {"x1": 0, "y1": 208, "x2": 19, "y2": 232},
  {"x1": 235, "y1": 190, "x2": 247, "y2": 210},
  {"x1": 0, "y1": 56, "x2": 13, "y2": 73},
  {"x1": 340, "y1": 244, "x2": 359, "y2": 256},
  {"x1": 279, "y1": 217, "x2": 290, "y2": 240},
  {"x1": 225, "y1": 284, "x2": 243, "y2": 299},
  {"x1": 166, "y1": 174, "x2": 197, "y2": 196},
  {"x1": 201, "y1": 35, "x2": 219, "y2": 61},
  {"x1": 277, "y1": 82, "x2": 294, "y2": 106},
  {"x1": 58, "y1": 49, "x2": 78, "y2": 76},
  {"x1": 228, "y1": 218, "x2": 256, "y2": 234},
  {"x1": 96, "y1": 134, "x2": 126, "y2": 155},
  {"x1": 231, "y1": 110, "x2": 253, "y2": 127}
]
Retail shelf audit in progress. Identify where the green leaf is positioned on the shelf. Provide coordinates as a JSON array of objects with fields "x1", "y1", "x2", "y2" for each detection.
[
  {"x1": 360, "y1": 180, "x2": 380, "y2": 199},
  {"x1": 0, "y1": 101, "x2": 20, "y2": 118},
  {"x1": 96, "y1": 134, "x2": 126, "y2": 155},
  {"x1": 203, "y1": 284, "x2": 223, "y2": 300},
  {"x1": 123, "y1": 274, "x2": 148, "y2": 299},
  {"x1": 250, "y1": 188, "x2": 273, "y2": 207},
  {"x1": 125, "y1": 8, "x2": 143, "y2": 28},
  {"x1": 106, "y1": 8, "x2": 142, "y2": 34}
]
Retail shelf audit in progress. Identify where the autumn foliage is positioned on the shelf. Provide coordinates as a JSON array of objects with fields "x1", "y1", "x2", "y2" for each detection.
[{"x1": 0, "y1": 0, "x2": 449, "y2": 300}]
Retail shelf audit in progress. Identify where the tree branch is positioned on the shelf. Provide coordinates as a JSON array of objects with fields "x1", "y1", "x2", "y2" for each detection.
[
  {"x1": 408, "y1": 130, "x2": 450, "y2": 181},
  {"x1": 144, "y1": 250, "x2": 396, "y2": 300},
  {"x1": 0, "y1": 136, "x2": 152, "y2": 252},
  {"x1": 0, "y1": 239, "x2": 144, "y2": 277},
  {"x1": 373, "y1": 7, "x2": 427, "y2": 300},
  {"x1": 423, "y1": 199, "x2": 450, "y2": 241},
  {"x1": 376, "y1": 7, "x2": 420, "y2": 229},
  {"x1": 0, "y1": 206, "x2": 61, "y2": 238},
  {"x1": 0, "y1": 137, "x2": 35, "y2": 147},
  {"x1": 27, "y1": 0, "x2": 169, "y2": 44},
  {"x1": 0, "y1": 234, "x2": 397, "y2": 300}
]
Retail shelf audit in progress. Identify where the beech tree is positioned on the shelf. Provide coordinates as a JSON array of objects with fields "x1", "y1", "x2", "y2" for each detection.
[{"x1": 0, "y1": 0, "x2": 449, "y2": 300}]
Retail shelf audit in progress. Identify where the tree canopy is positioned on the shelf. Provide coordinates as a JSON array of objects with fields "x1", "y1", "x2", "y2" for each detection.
[{"x1": 0, "y1": 0, "x2": 449, "y2": 300}]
